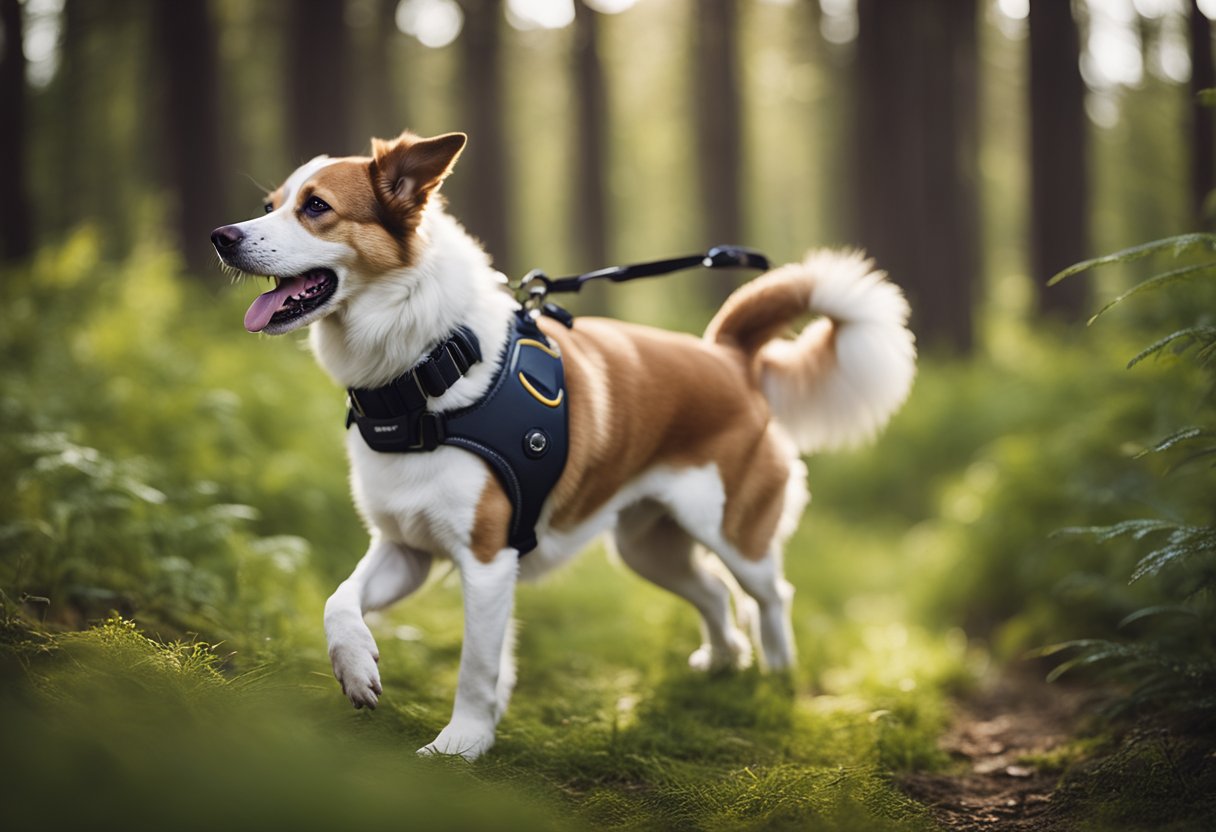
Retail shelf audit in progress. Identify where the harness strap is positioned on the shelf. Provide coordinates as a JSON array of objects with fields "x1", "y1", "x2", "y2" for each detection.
[
  {"x1": 345, "y1": 326, "x2": 480, "y2": 451},
  {"x1": 347, "y1": 326, "x2": 481, "y2": 420}
]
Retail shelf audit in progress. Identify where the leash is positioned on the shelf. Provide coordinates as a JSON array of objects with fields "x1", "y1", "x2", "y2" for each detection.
[{"x1": 512, "y1": 245, "x2": 771, "y2": 313}]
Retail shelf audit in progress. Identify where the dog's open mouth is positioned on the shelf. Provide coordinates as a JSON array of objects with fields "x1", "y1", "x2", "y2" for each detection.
[{"x1": 244, "y1": 269, "x2": 338, "y2": 333}]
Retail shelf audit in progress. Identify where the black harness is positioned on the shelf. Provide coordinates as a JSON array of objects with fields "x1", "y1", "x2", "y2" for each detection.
[
  {"x1": 344, "y1": 246, "x2": 770, "y2": 556},
  {"x1": 347, "y1": 309, "x2": 569, "y2": 554}
]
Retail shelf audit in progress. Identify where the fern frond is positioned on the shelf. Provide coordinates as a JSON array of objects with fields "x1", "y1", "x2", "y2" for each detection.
[
  {"x1": 1117, "y1": 604, "x2": 1198, "y2": 629},
  {"x1": 1047, "y1": 233, "x2": 1216, "y2": 286},
  {"x1": 1127, "y1": 326, "x2": 1216, "y2": 368},
  {"x1": 1041, "y1": 640, "x2": 1156, "y2": 682},
  {"x1": 1166, "y1": 446, "x2": 1216, "y2": 474},
  {"x1": 1053, "y1": 518, "x2": 1179, "y2": 543},
  {"x1": 1134, "y1": 426, "x2": 1215, "y2": 457},
  {"x1": 1087, "y1": 263, "x2": 1216, "y2": 325},
  {"x1": 1130, "y1": 526, "x2": 1216, "y2": 582}
]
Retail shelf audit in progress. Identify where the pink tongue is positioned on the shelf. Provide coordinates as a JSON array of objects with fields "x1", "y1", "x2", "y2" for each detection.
[{"x1": 244, "y1": 275, "x2": 311, "y2": 332}]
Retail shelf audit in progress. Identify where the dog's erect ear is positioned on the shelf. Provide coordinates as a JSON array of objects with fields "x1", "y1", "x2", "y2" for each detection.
[{"x1": 369, "y1": 132, "x2": 467, "y2": 216}]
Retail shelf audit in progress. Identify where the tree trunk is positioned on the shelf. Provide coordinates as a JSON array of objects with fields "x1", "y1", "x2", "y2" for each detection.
[
  {"x1": 151, "y1": 0, "x2": 225, "y2": 275},
  {"x1": 692, "y1": 0, "x2": 744, "y2": 304},
  {"x1": 453, "y1": 0, "x2": 511, "y2": 274},
  {"x1": 50, "y1": 0, "x2": 86, "y2": 235},
  {"x1": 571, "y1": 1, "x2": 611, "y2": 313},
  {"x1": 0, "y1": 0, "x2": 33, "y2": 261},
  {"x1": 854, "y1": 0, "x2": 979, "y2": 353},
  {"x1": 1029, "y1": 0, "x2": 1089, "y2": 319},
  {"x1": 1191, "y1": 0, "x2": 1215, "y2": 226},
  {"x1": 287, "y1": 0, "x2": 353, "y2": 161},
  {"x1": 361, "y1": 0, "x2": 406, "y2": 144}
]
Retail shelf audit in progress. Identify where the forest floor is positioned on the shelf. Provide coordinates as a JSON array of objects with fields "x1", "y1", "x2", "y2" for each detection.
[{"x1": 902, "y1": 672, "x2": 1091, "y2": 831}]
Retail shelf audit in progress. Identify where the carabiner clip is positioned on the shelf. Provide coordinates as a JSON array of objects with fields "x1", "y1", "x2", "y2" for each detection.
[{"x1": 514, "y1": 269, "x2": 551, "y2": 310}]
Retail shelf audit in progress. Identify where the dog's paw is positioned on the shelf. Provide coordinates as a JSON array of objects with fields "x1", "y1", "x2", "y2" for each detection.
[
  {"x1": 688, "y1": 628, "x2": 753, "y2": 673},
  {"x1": 417, "y1": 720, "x2": 495, "y2": 761},
  {"x1": 328, "y1": 629, "x2": 382, "y2": 710}
]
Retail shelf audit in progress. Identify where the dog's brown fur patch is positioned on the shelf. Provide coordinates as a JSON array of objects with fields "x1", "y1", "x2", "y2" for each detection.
[
  {"x1": 470, "y1": 468, "x2": 512, "y2": 564},
  {"x1": 542, "y1": 318, "x2": 789, "y2": 561},
  {"x1": 300, "y1": 159, "x2": 413, "y2": 272}
]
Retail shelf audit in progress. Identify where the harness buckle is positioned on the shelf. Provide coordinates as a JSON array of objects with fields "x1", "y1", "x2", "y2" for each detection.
[{"x1": 415, "y1": 411, "x2": 446, "y2": 450}]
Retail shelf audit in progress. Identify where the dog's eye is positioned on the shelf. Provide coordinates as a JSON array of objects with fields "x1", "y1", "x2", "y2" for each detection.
[
  {"x1": 263, "y1": 202, "x2": 274, "y2": 214},
  {"x1": 304, "y1": 196, "x2": 332, "y2": 217}
]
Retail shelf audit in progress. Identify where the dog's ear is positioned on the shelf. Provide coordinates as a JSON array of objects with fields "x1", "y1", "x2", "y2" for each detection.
[{"x1": 369, "y1": 132, "x2": 467, "y2": 216}]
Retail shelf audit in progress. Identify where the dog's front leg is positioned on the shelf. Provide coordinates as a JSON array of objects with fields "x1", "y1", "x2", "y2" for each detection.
[
  {"x1": 418, "y1": 547, "x2": 518, "y2": 761},
  {"x1": 325, "y1": 536, "x2": 432, "y2": 709}
]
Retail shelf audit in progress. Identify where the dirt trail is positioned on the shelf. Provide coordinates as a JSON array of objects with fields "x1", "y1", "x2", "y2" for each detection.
[{"x1": 902, "y1": 671, "x2": 1091, "y2": 831}]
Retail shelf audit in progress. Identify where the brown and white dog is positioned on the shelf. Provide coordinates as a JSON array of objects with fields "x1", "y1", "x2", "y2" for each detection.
[{"x1": 212, "y1": 131, "x2": 915, "y2": 760}]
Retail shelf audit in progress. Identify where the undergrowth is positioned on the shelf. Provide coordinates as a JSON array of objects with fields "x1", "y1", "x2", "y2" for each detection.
[{"x1": 1042, "y1": 234, "x2": 1216, "y2": 725}]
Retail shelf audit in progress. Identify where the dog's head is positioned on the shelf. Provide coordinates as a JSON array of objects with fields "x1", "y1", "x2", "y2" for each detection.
[{"x1": 212, "y1": 131, "x2": 466, "y2": 334}]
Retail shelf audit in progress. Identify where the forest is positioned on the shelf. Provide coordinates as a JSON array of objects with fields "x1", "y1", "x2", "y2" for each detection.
[{"x1": 2, "y1": 0, "x2": 1215, "y2": 829}]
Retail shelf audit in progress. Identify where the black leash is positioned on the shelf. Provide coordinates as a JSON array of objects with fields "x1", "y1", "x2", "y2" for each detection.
[{"x1": 512, "y1": 245, "x2": 771, "y2": 313}]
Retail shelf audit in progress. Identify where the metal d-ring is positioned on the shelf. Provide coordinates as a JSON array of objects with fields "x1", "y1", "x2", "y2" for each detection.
[{"x1": 514, "y1": 269, "x2": 551, "y2": 310}]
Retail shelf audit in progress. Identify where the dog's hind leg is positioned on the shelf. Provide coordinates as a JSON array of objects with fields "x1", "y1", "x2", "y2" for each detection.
[
  {"x1": 324, "y1": 536, "x2": 433, "y2": 710},
  {"x1": 660, "y1": 465, "x2": 800, "y2": 673},
  {"x1": 614, "y1": 501, "x2": 752, "y2": 672},
  {"x1": 713, "y1": 552, "x2": 796, "y2": 672}
]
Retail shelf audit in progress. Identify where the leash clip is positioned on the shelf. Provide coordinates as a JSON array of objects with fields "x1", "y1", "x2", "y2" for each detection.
[{"x1": 515, "y1": 269, "x2": 551, "y2": 310}]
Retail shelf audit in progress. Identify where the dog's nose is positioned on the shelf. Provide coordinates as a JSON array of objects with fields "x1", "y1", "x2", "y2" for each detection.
[{"x1": 211, "y1": 225, "x2": 244, "y2": 251}]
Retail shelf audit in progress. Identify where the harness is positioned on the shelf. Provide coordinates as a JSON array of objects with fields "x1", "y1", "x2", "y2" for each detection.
[{"x1": 344, "y1": 246, "x2": 770, "y2": 556}]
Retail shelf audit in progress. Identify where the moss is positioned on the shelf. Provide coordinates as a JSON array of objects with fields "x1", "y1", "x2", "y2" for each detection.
[{"x1": 1057, "y1": 730, "x2": 1216, "y2": 832}]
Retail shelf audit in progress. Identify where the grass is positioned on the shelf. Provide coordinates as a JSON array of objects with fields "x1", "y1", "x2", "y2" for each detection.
[{"x1": 1, "y1": 504, "x2": 967, "y2": 831}]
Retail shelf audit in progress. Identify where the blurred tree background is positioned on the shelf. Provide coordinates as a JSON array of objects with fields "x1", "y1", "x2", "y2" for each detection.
[
  {"x1": 0, "y1": 0, "x2": 1205, "y2": 348},
  {"x1": 3, "y1": 1, "x2": 1216, "y2": 829}
]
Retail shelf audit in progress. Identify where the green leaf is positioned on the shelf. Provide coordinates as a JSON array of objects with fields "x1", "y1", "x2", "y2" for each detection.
[
  {"x1": 1040, "y1": 640, "x2": 1147, "y2": 682},
  {"x1": 1134, "y1": 426, "x2": 1214, "y2": 457},
  {"x1": 1053, "y1": 518, "x2": 1178, "y2": 543},
  {"x1": 1127, "y1": 326, "x2": 1216, "y2": 368},
  {"x1": 1047, "y1": 233, "x2": 1216, "y2": 286},
  {"x1": 1117, "y1": 604, "x2": 1198, "y2": 629},
  {"x1": 1166, "y1": 446, "x2": 1216, "y2": 474},
  {"x1": 1087, "y1": 262, "x2": 1216, "y2": 325},
  {"x1": 1130, "y1": 526, "x2": 1216, "y2": 582}
]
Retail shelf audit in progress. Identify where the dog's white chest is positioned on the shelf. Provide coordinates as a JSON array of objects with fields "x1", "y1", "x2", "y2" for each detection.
[{"x1": 347, "y1": 435, "x2": 489, "y2": 555}]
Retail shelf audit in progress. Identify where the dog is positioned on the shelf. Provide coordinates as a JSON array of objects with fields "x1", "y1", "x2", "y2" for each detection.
[{"x1": 211, "y1": 130, "x2": 916, "y2": 760}]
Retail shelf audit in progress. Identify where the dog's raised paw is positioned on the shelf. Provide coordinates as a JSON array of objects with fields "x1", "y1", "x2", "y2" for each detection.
[
  {"x1": 329, "y1": 636, "x2": 382, "y2": 710},
  {"x1": 417, "y1": 721, "x2": 495, "y2": 761}
]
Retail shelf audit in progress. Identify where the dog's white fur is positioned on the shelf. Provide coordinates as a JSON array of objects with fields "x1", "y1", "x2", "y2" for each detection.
[{"x1": 216, "y1": 143, "x2": 915, "y2": 761}]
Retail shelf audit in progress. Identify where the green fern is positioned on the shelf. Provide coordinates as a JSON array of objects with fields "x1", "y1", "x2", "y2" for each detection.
[
  {"x1": 1046, "y1": 234, "x2": 1216, "y2": 726},
  {"x1": 1046, "y1": 233, "x2": 1216, "y2": 287},
  {"x1": 1126, "y1": 325, "x2": 1216, "y2": 368}
]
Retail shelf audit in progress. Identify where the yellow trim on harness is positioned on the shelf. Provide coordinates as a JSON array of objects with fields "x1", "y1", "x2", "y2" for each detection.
[
  {"x1": 518, "y1": 372, "x2": 564, "y2": 408},
  {"x1": 517, "y1": 338, "x2": 560, "y2": 359}
]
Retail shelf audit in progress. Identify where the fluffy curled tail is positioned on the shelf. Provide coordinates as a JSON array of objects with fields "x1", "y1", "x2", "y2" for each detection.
[{"x1": 705, "y1": 249, "x2": 916, "y2": 454}]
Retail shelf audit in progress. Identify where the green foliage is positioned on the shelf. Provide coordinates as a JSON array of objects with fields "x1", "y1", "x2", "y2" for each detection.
[
  {"x1": 0, "y1": 230, "x2": 355, "y2": 640},
  {"x1": 1040, "y1": 240, "x2": 1216, "y2": 724},
  {"x1": 1045, "y1": 233, "x2": 1216, "y2": 289},
  {"x1": 1055, "y1": 730, "x2": 1216, "y2": 831}
]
